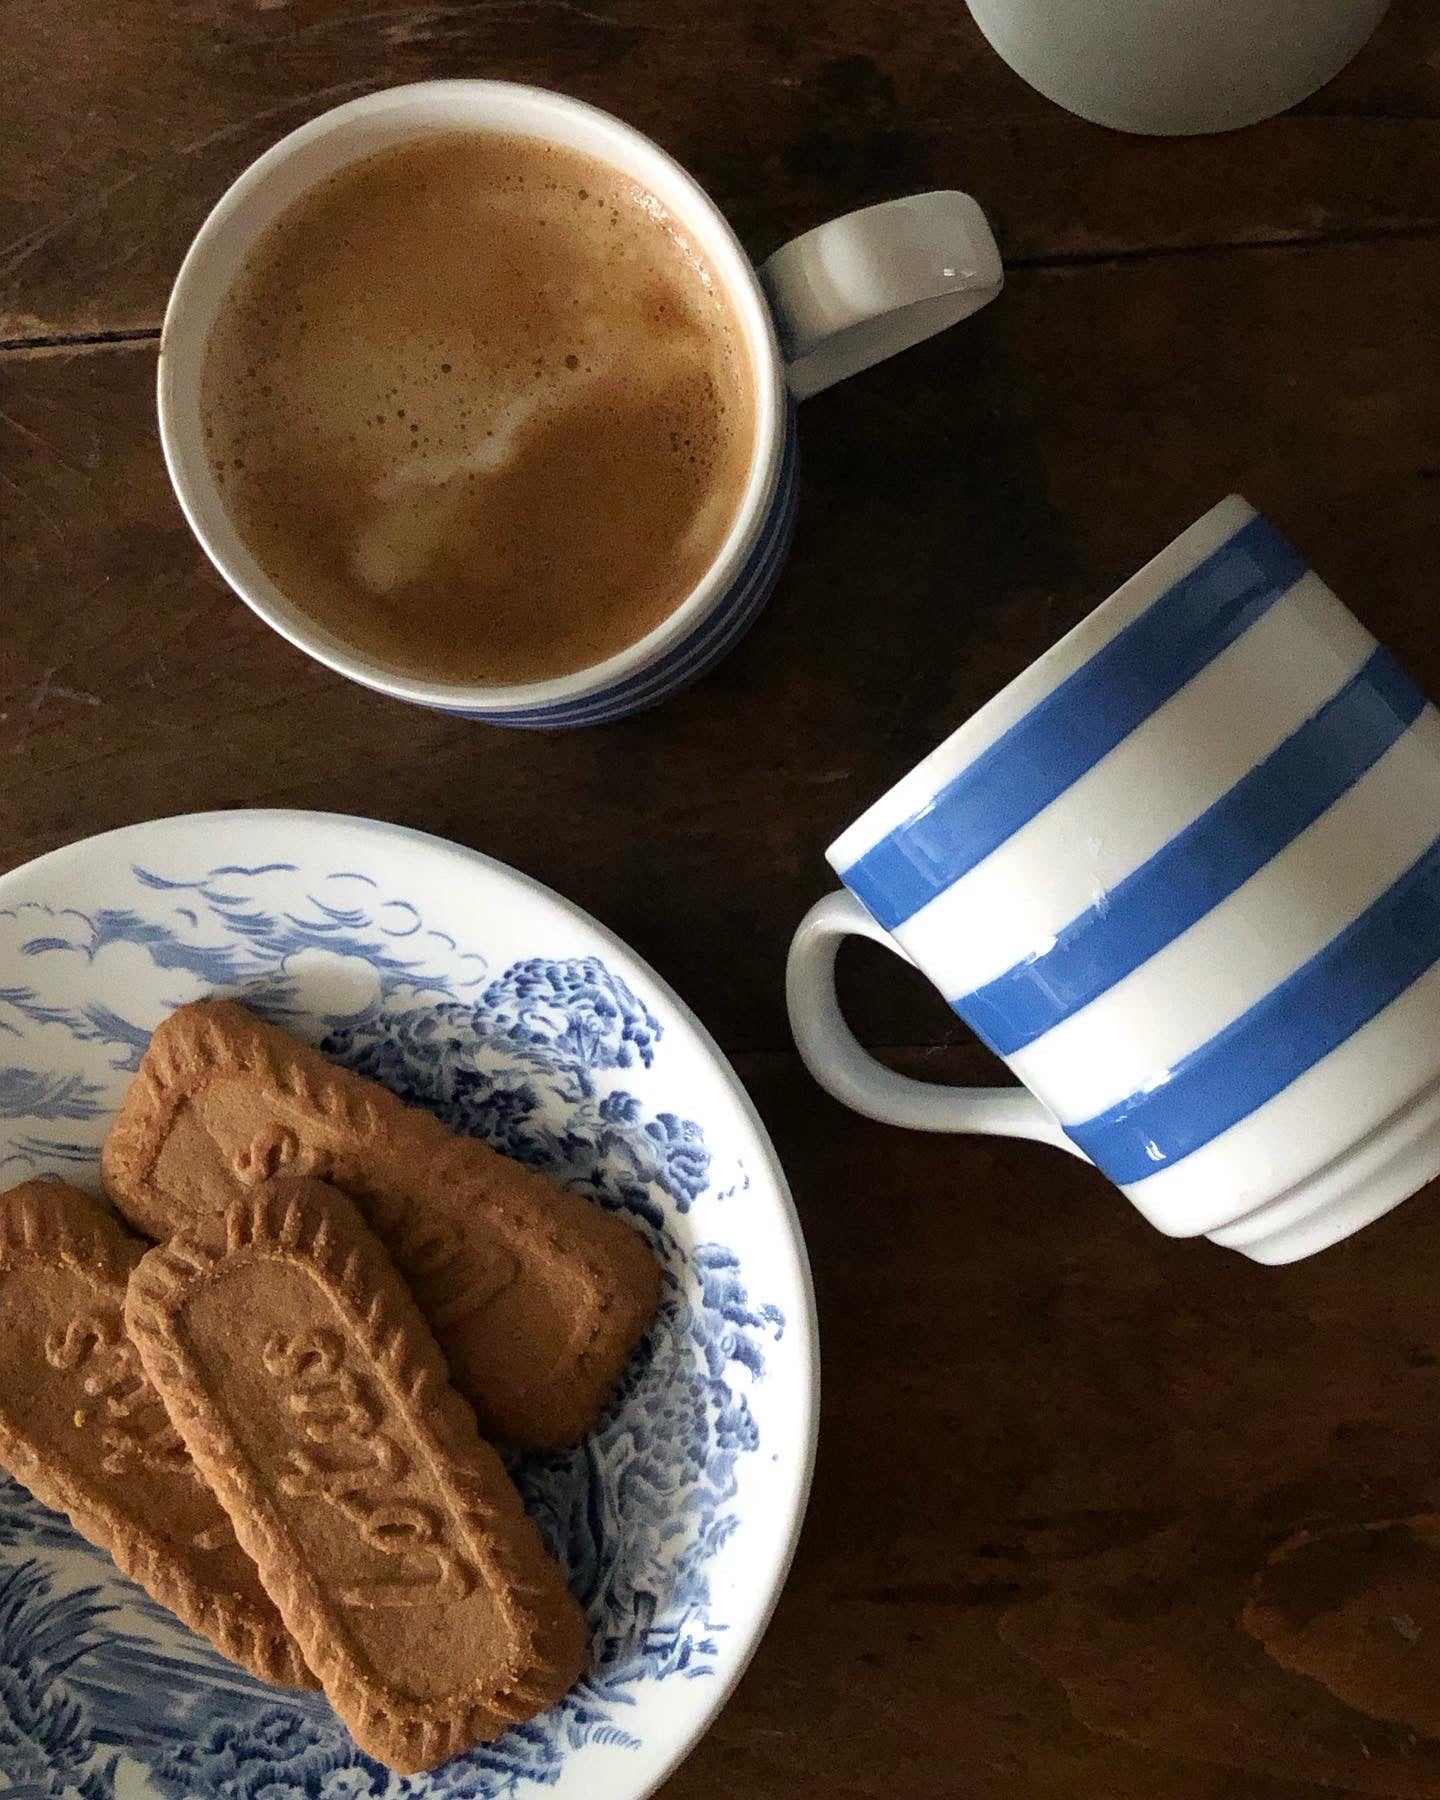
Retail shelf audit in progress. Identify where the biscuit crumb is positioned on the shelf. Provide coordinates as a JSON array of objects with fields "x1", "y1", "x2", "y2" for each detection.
[{"x1": 73, "y1": 1408, "x2": 86, "y2": 1427}]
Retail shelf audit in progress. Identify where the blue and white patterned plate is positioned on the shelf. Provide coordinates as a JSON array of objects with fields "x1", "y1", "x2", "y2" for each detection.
[{"x1": 0, "y1": 811, "x2": 817, "y2": 1800}]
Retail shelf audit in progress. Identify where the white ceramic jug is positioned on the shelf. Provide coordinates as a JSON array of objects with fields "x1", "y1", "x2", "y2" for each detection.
[{"x1": 965, "y1": 0, "x2": 1391, "y2": 135}]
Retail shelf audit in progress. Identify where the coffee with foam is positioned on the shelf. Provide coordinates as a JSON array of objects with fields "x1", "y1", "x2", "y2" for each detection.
[{"x1": 201, "y1": 132, "x2": 756, "y2": 686}]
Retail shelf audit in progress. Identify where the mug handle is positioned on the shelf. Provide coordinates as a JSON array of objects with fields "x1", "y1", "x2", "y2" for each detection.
[
  {"x1": 759, "y1": 192, "x2": 1003, "y2": 401},
  {"x1": 787, "y1": 891, "x2": 1085, "y2": 1153}
]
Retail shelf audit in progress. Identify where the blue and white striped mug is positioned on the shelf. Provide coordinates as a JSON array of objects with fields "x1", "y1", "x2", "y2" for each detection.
[
  {"x1": 788, "y1": 496, "x2": 1440, "y2": 1263},
  {"x1": 159, "y1": 81, "x2": 1003, "y2": 728}
]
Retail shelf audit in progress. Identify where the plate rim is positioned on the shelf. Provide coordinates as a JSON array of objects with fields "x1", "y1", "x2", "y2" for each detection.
[{"x1": 0, "y1": 806, "x2": 820, "y2": 1800}]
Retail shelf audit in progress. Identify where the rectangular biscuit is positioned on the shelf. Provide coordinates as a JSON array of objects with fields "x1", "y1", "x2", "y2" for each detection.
[
  {"x1": 102, "y1": 999, "x2": 660, "y2": 1449},
  {"x1": 0, "y1": 1181, "x2": 312, "y2": 1689},
  {"x1": 125, "y1": 1177, "x2": 589, "y2": 1774}
]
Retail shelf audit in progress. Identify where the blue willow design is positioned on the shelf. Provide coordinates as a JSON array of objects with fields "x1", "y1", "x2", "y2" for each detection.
[{"x1": 0, "y1": 859, "x2": 785, "y2": 1796}]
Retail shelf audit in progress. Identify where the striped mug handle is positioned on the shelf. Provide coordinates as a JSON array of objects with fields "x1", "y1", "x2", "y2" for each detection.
[
  {"x1": 760, "y1": 192, "x2": 1003, "y2": 403},
  {"x1": 786, "y1": 891, "x2": 1083, "y2": 1153}
]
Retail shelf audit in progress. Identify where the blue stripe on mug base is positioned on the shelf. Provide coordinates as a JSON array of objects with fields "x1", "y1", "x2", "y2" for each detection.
[
  {"x1": 442, "y1": 414, "x2": 800, "y2": 729},
  {"x1": 843, "y1": 514, "x2": 1308, "y2": 931},
  {"x1": 958, "y1": 646, "x2": 1428, "y2": 1056},
  {"x1": 1067, "y1": 829, "x2": 1440, "y2": 1185},
  {"x1": 521, "y1": 432, "x2": 802, "y2": 728}
]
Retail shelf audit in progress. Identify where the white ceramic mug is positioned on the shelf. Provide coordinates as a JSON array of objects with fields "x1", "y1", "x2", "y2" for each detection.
[
  {"x1": 965, "y1": 0, "x2": 1390, "y2": 135},
  {"x1": 158, "y1": 80, "x2": 1003, "y2": 728},
  {"x1": 789, "y1": 496, "x2": 1440, "y2": 1264}
]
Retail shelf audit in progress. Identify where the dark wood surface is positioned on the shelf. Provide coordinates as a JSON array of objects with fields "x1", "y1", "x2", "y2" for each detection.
[{"x1": 4, "y1": 3, "x2": 1440, "y2": 1793}]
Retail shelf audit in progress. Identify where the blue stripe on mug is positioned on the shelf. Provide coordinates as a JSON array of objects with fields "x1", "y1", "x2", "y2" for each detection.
[
  {"x1": 958, "y1": 646, "x2": 1429, "y2": 1055},
  {"x1": 507, "y1": 427, "x2": 801, "y2": 729},
  {"x1": 1066, "y1": 829, "x2": 1440, "y2": 1184},
  {"x1": 842, "y1": 514, "x2": 1308, "y2": 930}
]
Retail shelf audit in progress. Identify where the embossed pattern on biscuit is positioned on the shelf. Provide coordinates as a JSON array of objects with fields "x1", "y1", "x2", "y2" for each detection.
[
  {"x1": 0, "y1": 1181, "x2": 313, "y2": 1688},
  {"x1": 125, "y1": 1177, "x2": 589, "y2": 1774},
  {"x1": 103, "y1": 999, "x2": 661, "y2": 1448}
]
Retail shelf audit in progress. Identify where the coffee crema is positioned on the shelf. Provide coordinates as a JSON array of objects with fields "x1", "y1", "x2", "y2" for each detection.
[{"x1": 201, "y1": 132, "x2": 756, "y2": 686}]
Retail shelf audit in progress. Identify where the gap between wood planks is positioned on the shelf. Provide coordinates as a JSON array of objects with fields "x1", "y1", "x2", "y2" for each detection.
[
  {"x1": 0, "y1": 326, "x2": 161, "y2": 356},
  {"x1": 2, "y1": 217, "x2": 1438, "y2": 356}
]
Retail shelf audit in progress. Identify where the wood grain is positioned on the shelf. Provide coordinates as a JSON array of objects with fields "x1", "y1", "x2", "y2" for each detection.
[
  {"x1": 2, "y1": 0, "x2": 1437, "y2": 341},
  {"x1": 5, "y1": 3, "x2": 1440, "y2": 1793},
  {"x1": 680, "y1": 1051, "x2": 1440, "y2": 1800},
  {"x1": 4, "y1": 238, "x2": 1437, "y2": 1051}
]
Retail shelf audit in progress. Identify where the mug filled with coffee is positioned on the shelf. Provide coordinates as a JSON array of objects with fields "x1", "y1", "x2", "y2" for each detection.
[{"x1": 158, "y1": 80, "x2": 1003, "y2": 727}]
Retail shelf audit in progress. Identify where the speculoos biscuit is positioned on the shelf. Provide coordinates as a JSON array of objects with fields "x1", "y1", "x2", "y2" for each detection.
[
  {"x1": 125, "y1": 1177, "x2": 589, "y2": 1773},
  {"x1": 0, "y1": 1180, "x2": 312, "y2": 1688},
  {"x1": 102, "y1": 999, "x2": 661, "y2": 1448}
]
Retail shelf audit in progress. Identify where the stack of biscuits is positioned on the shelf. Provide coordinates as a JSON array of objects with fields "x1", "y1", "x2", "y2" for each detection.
[{"x1": 0, "y1": 999, "x2": 662, "y2": 1774}]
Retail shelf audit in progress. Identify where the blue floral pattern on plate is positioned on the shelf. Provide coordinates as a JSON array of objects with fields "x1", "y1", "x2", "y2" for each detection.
[{"x1": 0, "y1": 834, "x2": 804, "y2": 1800}]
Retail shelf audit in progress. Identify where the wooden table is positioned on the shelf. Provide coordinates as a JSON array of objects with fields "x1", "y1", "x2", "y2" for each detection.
[{"x1": 5, "y1": 4, "x2": 1440, "y2": 1793}]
